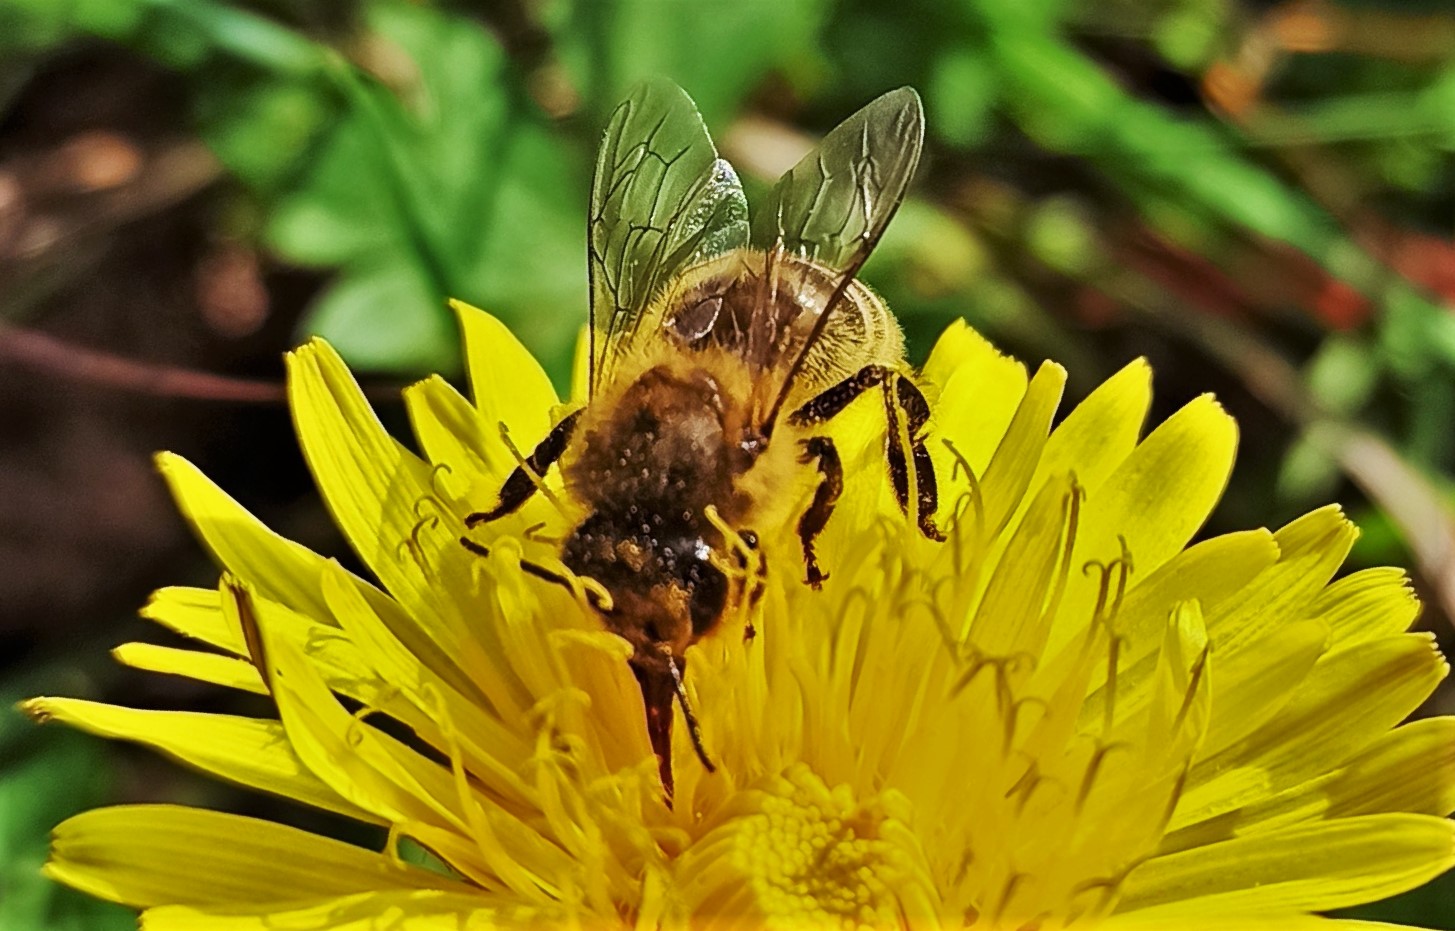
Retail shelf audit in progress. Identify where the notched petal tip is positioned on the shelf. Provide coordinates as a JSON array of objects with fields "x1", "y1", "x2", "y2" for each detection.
[
  {"x1": 449, "y1": 298, "x2": 557, "y2": 451},
  {"x1": 18, "y1": 697, "x2": 54, "y2": 722}
]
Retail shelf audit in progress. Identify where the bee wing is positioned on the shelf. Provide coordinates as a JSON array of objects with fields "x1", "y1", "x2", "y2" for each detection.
[
  {"x1": 750, "y1": 88, "x2": 923, "y2": 425},
  {"x1": 751, "y1": 87, "x2": 923, "y2": 273},
  {"x1": 589, "y1": 80, "x2": 750, "y2": 395}
]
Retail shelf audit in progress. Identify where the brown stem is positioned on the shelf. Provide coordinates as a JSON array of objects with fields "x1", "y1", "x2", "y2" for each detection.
[{"x1": 0, "y1": 322, "x2": 285, "y2": 403}]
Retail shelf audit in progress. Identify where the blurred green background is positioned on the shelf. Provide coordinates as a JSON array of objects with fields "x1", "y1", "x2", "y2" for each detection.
[{"x1": 0, "y1": 0, "x2": 1452, "y2": 927}]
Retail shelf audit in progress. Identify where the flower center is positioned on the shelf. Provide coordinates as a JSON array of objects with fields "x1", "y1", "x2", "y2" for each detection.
[{"x1": 677, "y1": 765, "x2": 936, "y2": 927}]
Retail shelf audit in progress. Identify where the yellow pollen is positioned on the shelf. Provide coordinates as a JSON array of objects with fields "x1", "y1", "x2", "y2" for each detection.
[{"x1": 686, "y1": 767, "x2": 925, "y2": 929}]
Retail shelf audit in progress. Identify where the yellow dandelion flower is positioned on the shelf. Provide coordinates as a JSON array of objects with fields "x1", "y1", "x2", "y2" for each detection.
[
  {"x1": 25, "y1": 299, "x2": 1455, "y2": 930},
  {"x1": 25, "y1": 79, "x2": 1455, "y2": 930}
]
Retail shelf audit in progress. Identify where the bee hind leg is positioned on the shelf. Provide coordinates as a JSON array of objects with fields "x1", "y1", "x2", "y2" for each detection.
[
  {"x1": 884, "y1": 376, "x2": 946, "y2": 542},
  {"x1": 787, "y1": 364, "x2": 894, "y2": 428},
  {"x1": 797, "y1": 436, "x2": 844, "y2": 589},
  {"x1": 787, "y1": 365, "x2": 945, "y2": 582},
  {"x1": 465, "y1": 409, "x2": 582, "y2": 526}
]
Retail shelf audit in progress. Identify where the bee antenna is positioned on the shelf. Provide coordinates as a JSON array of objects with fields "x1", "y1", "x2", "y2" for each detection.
[
  {"x1": 761, "y1": 260, "x2": 862, "y2": 431},
  {"x1": 667, "y1": 653, "x2": 716, "y2": 774}
]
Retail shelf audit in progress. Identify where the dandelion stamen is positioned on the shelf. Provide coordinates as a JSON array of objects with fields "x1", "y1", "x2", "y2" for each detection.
[{"x1": 942, "y1": 438, "x2": 985, "y2": 548}]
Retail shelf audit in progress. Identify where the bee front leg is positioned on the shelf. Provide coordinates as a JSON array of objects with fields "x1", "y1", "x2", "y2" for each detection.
[
  {"x1": 797, "y1": 436, "x2": 844, "y2": 589},
  {"x1": 465, "y1": 409, "x2": 582, "y2": 526}
]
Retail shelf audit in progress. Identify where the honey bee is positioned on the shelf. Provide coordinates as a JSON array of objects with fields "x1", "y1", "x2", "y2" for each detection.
[{"x1": 461, "y1": 81, "x2": 943, "y2": 794}]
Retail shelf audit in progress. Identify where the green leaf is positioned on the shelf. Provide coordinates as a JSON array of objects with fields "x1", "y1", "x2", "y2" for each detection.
[
  {"x1": 543, "y1": 0, "x2": 829, "y2": 125},
  {"x1": 928, "y1": 48, "x2": 998, "y2": 148},
  {"x1": 303, "y1": 255, "x2": 455, "y2": 375},
  {"x1": 197, "y1": 76, "x2": 338, "y2": 195},
  {"x1": 254, "y1": 2, "x2": 586, "y2": 374},
  {"x1": 1277, "y1": 428, "x2": 1343, "y2": 507},
  {"x1": 0, "y1": 710, "x2": 131, "y2": 931},
  {"x1": 262, "y1": 100, "x2": 401, "y2": 266},
  {"x1": 1306, "y1": 335, "x2": 1378, "y2": 417},
  {"x1": 0, "y1": 0, "x2": 146, "y2": 46}
]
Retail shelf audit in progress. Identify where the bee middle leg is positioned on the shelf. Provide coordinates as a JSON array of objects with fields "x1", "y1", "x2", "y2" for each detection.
[
  {"x1": 797, "y1": 436, "x2": 844, "y2": 588},
  {"x1": 465, "y1": 409, "x2": 582, "y2": 526}
]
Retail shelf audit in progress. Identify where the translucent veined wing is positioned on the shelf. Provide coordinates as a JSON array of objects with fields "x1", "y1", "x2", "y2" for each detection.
[
  {"x1": 750, "y1": 87, "x2": 924, "y2": 427},
  {"x1": 750, "y1": 87, "x2": 922, "y2": 278},
  {"x1": 588, "y1": 80, "x2": 750, "y2": 395}
]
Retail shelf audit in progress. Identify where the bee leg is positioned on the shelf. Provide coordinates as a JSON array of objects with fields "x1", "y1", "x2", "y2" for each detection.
[
  {"x1": 465, "y1": 409, "x2": 582, "y2": 526},
  {"x1": 786, "y1": 364, "x2": 894, "y2": 427},
  {"x1": 797, "y1": 436, "x2": 844, "y2": 589},
  {"x1": 888, "y1": 376, "x2": 946, "y2": 542},
  {"x1": 458, "y1": 536, "x2": 613, "y2": 613},
  {"x1": 732, "y1": 529, "x2": 765, "y2": 640},
  {"x1": 787, "y1": 365, "x2": 944, "y2": 566}
]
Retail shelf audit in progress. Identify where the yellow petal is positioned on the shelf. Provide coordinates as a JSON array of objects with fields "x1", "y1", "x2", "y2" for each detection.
[
  {"x1": 972, "y1": 473, "x2": 1077, "y2": 657},
  {"x1": 570, "y1": 323, "x2": 591, "y2": 405},
  {"x1": 1211, "y1": 506, "x2": 1357, "y2": 658},
  {"x1": 46, "y1": 805, "x2": 471, "y2": 908},
  {"x1": 1165, "y1": 717, "x2": 1455, "y2": 853},
  {"x1": 1105, "y1": 911, "x2": 1431, "y2": 930},
  {"x1": 1197, "y1": 619, "x2": 1327, "y2": 757},
  {"x1": 140, "y1": 890, "x2": 544, "y2": 931},
  {"x1": 402, "y1": 375, "x2": 499, "y2": 490},
  {"x1": 239, "y1": 584, "x2": 465, "y2": 831},
  {"x1": 1074, "y1": 529, "x2": 1280, "y2": 724},
  {"x1": 921, "y1": 317, "x2": 1023, "y2": 389},
  {"x1": 1034, "y1": 357, "x2": 1151, "y2": 501},
  {"x1": 1180, "y1": 634, "x2": 1447, "y2": 824},
  {"x1": 318, "y1": 559, "x2": 538, "y2": 807},
  {"x1": 1050, "y1": 395, "x2": 1237, "y2": 654},
  {"x1": 239, "y1": 580, "x2": 580, "y2": 899},
  {"x1": 1308, "y1": 567, "x2": 1421, "y2": 646},
  {"x1": 155, "y1": 454, "x2": 333, "y2": 623},
  {"x1": 111, "y1": 643, "x2": 266, "y2": 694},
  {"x1": 286, "y1": 339, "x2": 483, "y2": 700},
  {"x1": 451, "y1": 299, "x2": 557, "y2": 444},
  {"x1": 977, "y1": 361, "x2": 1067, "y2": 538},
  {"x1": 925, "y1": 319, "x2": 1030, "y2": 481},
  {"x1": 135, "y1": 588, "x2": 451, "y2": 729},
  {"x1": 23, "y1": 698, "x2": 374, "y2": 822},
  {"x1": 1324, "y1": 717, "x2": 1455, "y2": 820},
  {"x1": 140, "y1": 586, "x2": 240, "y2": 651},
  {"x1": 1120, "y1": 813, "x2": 1455, "y2": 915}
]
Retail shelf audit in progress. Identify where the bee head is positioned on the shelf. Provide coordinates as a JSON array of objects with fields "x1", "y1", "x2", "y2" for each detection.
[{"x1": 563, "y1": 514, "x2": 732, "y2": 658}]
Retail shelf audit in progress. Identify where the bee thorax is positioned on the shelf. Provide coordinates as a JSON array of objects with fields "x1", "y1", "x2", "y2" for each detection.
[{"x1": 569, "y1": 363, "x2": 744, "y2": 512}]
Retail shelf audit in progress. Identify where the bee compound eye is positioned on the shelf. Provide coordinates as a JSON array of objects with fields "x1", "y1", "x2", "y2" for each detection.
[{"x1": 669, "y1": 295, "x2": 723, "y2": 343}]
